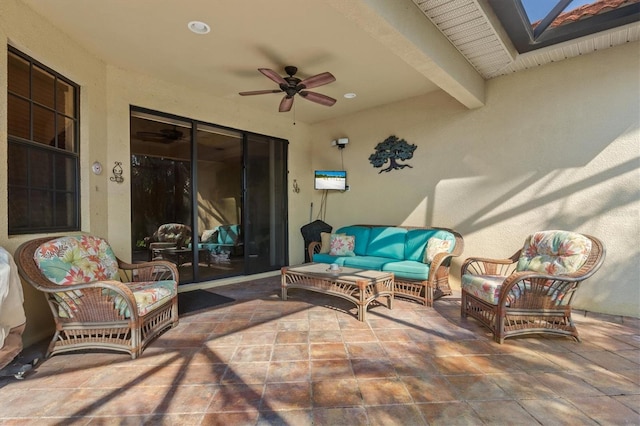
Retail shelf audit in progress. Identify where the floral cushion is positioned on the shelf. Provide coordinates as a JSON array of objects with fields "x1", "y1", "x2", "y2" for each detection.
[
  {"x1": 151, "y1": 223, "x2": 192, "y2": 247},
  {"x1": 201, "y1": 229, "x2": 218, "y2": 243},
  {"x1": 109, "y1": 280, "x2": 176, "y2": 318},
  {"x1": 461, "y1": 274, "x2": 507, "y2": 305},
  {"x1": 34, "y1": 235, "x2": 176, "y2": 319},
  {"x1": 424, "y1": 238, "x2": 452, "y2": 264},
  {"x1": 517, "y1": 230, "x2": 591, "y2": 275},
  {"x1": 34, "y1": 235, "x2": 120, "y2": 284},
  {"x1": 320, "y1": 232, "x2": 345, "y2": 254},
  {"x1": 329, "y1": 234, "x2": 356, "y2": 256}
]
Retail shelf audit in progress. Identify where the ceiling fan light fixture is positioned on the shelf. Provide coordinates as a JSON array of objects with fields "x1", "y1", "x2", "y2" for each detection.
[
  {"x1": 187, "y1": 21, "x2": 210, "y2": 34},
  {"x1": 344, "y1": 93, "x2": 357, "y2": 99}
]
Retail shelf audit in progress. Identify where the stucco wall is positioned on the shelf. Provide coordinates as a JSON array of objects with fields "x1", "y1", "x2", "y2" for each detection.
[
  {"x1": 310, "y1": 41, "x2": 640, "y2": 318},
  {"x1": 0, "y1": 0, "x2": 314, "y2": 346}
]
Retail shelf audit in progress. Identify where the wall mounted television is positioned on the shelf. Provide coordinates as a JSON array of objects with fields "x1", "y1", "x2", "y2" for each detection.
[{"x1": 314, "y1": 170, "x2": 347, "y2": 190}]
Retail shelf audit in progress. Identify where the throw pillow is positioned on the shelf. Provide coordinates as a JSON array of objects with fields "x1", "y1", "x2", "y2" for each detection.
[
  {"x1": 320, "y1": 232, "x2": 345, "y2": 254},
  {"x1": 329, "y1": 234, "x2": 356, "y2": 256},
  {"x1": 424, "y1": 238, "x2": 452, "y2": 264},
  {"x1": 201, "y1": 229, "x2": 218, "y2": 243}
]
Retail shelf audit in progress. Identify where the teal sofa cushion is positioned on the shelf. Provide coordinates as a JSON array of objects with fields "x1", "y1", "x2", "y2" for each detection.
[
  {"x1": 382, "y1": 260, "x2": 430, "y2": 281},
  {"x1": 218, "y1": 224, "x2": 240, "y2": 245},
  {"x1": 343, "y1": 256, "x2": 393, "y2": 270},
  {"x1": 405, "y1": 229, "x2": 438, "y2": 262},
  {"x1": 365, "y1": 227, "x2": 407, "y2": 260},
  {"x1": 336, "y1": 226, "x2": 371, "y2": 256}
]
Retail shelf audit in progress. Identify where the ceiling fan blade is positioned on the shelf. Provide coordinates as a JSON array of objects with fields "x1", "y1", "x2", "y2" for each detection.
[
  {"x1": 259, "y1": 68, "x2": 287, "y2": 85},
  {"x1": 239, "y1": 89, "x2": 282, "y2": 96},
  {"x1": 299, "y1": 72, "x2": 336, "y2": 89},
  {"x1": 279, "y1": 96, "x2": 294, "y2": 112},
  {"x1": 299, "y1": 91, "x2": 336, "y2": 107}
]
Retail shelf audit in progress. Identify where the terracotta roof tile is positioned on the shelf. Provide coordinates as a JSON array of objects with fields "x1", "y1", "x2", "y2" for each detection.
[{"x1": 533, "y1": 0, "x2": 639, "y2": 29}]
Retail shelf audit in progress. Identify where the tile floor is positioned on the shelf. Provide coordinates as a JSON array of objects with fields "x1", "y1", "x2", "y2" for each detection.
[{"x1": 0, "y1": 275, "x2": 638, "y2": 425}]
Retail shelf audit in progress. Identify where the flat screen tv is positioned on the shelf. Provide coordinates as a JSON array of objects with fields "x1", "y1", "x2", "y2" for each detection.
[{"x1": 314, "y1": 170, "x2": 347, "y2": 190}]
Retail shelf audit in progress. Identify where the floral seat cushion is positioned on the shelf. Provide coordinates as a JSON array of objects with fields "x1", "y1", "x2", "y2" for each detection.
[
  {"x1": 461, "y1": 274, "x2": 509, "y2": 305},
  {"x1": 34, "y1": 235, "x2": 176, "y2": 318},
  {"x1": 109, "y1": 280, "x2": 176, "y2": 318}
]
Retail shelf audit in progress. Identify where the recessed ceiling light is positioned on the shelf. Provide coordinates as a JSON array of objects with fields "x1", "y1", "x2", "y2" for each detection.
[
  {"x1": 344, "y1": 93, "x2": 357, "y2": 99},
  {"x1": 188, "y1": 21, "x2": 210, "y2": 34}
]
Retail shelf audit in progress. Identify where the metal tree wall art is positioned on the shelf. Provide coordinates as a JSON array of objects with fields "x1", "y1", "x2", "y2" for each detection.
[{"x1": 368, "y1": 135, "x2": 417, "y2": 173}]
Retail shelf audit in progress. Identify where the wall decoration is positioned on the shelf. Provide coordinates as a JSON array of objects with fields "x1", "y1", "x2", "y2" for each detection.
[
  {"x1": 368, "y1": 135, "x2": 417, "y2": 173},
  {"x1": 110, "y1": 161, "x2": 124, "y2": 183}
]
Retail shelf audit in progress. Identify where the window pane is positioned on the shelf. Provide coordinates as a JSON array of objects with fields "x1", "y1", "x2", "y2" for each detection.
[
  {"x1": 8, "y1": 188, "x2": 28, "y2": 229},
  {"x1": 32, "y1": 65, "x2": 55, "y2": 108},
  {"x1": 7, "y1": 94, "x2": 30, "y2": 139},
  {"x1": 56, "y1": 79, "x2": 74, "y2": 116},
  {"x1": 8, "y1": 47, "x2": 80, "y2": 235},
  {"x1": 56, "y1": 114, "x2": 75, "y2": 151},
  {"x1": 30, "y1": 190, "x2": 54, "y2": 227},
  {"x1": 55, "y1": 156, "x2": 76, "y2": 191},
  {"x1": 8, "y1": 52, "x2": 30, "y2": 97},
  {"x1": 55, "y1": 192, "x2": 75, "y2": 227},
  {"x1": 8, "y1": 143, "x2": 28, "y2": 187},
  {"x1": 33, "y1": 104, "x2": 56, "y2": 145},
  {"x1": 30, "y1": 149, "x2": 53, "y2": 189}
]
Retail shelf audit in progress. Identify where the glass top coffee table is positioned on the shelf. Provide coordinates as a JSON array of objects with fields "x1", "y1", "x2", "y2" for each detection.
[{"x1": 281, "y1": 263, "x2": 394, "y2": 321}]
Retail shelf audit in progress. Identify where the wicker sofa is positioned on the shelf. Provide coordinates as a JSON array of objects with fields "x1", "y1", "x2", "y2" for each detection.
[{"x1": 308, "y1": 225, "x2": 464, "y2": 306}]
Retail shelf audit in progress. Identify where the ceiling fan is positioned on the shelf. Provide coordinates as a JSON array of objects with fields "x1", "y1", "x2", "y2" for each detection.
[
  {"x1": 136, "y1": 126, "x2": 184, "y2": 144},
  {"x1": 239, "y1": 66, "x2": 336, "y2": 112}
]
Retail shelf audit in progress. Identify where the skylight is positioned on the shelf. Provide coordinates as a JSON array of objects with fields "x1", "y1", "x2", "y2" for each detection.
[
  {"x1": 488, "y1": 0, "x2": 640, "y2": 53},
  {"x1": 521, "y1": 0, "x2": 596, "y2": 24}
]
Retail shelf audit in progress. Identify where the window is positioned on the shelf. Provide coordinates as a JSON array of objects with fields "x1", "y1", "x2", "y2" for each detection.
[
  {"x1": 489, "y1": 0, "x2": 640, "y2": 53},
  {"x1": 7, "y1": 46, "x2": 80, "y2": 234}
]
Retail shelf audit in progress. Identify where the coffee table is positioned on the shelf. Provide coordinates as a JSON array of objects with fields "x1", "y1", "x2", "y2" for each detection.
[
  {"x1": 281, "y1": 263, "x2": 394, "y2": 321},
  {"x1": 156, "y1": 248, "x2": 209, "y2": 267}
]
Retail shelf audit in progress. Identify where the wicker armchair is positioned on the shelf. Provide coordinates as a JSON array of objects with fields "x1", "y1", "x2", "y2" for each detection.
[
  {"x1": 144, "y1": 223, "x2": 192, "y2": 261},
  {"x1": 461, "y1": 230, "x2": 605, "y2": 343},
  {"x1": 14, "y1": 235, "x2": 179, "y2": 359}
]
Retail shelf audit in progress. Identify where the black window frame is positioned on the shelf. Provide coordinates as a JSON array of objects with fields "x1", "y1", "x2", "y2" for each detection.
[
  {"x1": 488, "y1": 0, "x2": 640, "y2": 53},
  {"x1": 7, "y1": 45, "x2": 81, "y2": 235}
]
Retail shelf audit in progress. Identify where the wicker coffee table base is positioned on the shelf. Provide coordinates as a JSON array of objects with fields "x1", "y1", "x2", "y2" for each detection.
[{"x1": 281, "y1": 263, "x2": 394, "y2": 321}]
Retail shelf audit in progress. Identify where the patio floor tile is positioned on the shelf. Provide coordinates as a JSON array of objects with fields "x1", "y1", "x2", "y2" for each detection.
[{"x1": 0, "y1": 274, "x2": 637, "y2": 424}]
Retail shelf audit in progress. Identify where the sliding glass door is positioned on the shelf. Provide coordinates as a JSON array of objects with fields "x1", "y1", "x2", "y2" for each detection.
[
  {"x1": 245, "y1": 133, "x2": 288, "y2": 274},
  {"x1": 130, "y1": 107, "x2": 288, "y2": 284},
  {"x1": 194, "y1": 123, "x2": 244, "y2": 281}
]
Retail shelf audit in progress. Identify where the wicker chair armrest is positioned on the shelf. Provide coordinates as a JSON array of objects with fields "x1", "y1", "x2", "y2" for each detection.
[
  {"x1": 427, "y1": 250, "x2": 457, "y2": 281},
  {"x1": 308, "y1": 241, "x2": 322, "y2": 262},
  {"x1": 117, "y1": 258, "x2": 178, "y2": 282},
  {"x1": 461, "y1": 250, "x2": 521, "y2": 276},
  {"x1": 38, "y1": 279, "x2": 139, "y2": 321},
  {"x1": 496, "y1": 270, "x2": 586, "y2": 309}
]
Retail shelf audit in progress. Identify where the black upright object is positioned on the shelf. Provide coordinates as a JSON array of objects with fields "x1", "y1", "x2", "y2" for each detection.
[{"x1": 300, "y1": 220, "x2": 332, "y2": 262}]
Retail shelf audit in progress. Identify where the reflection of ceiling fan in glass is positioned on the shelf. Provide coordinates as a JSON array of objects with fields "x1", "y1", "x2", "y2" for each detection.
[
  {"x1": 136, "y1": 126, "x2": 184, "y2": 143},
  {"x1": 239, "y1": 65, "x2": 336, "y2": 112}
]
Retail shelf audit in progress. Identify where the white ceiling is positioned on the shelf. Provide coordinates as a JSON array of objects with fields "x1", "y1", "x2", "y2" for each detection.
[{"x1": 19, "y1": 0, "x2": 639, "y2": 124}]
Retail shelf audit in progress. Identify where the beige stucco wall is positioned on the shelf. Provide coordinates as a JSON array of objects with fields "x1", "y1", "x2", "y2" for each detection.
[
  {"x1": 310, "y1": 41, "x2": 640, "y2": 318},
  {"x1": 0, "y1": 0, "x2": 314, "y2": 346}
]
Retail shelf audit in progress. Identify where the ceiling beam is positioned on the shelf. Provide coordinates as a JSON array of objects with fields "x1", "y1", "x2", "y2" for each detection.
[{"x1": 325, "y1": 0, "x2": 485, "y2": 109}]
